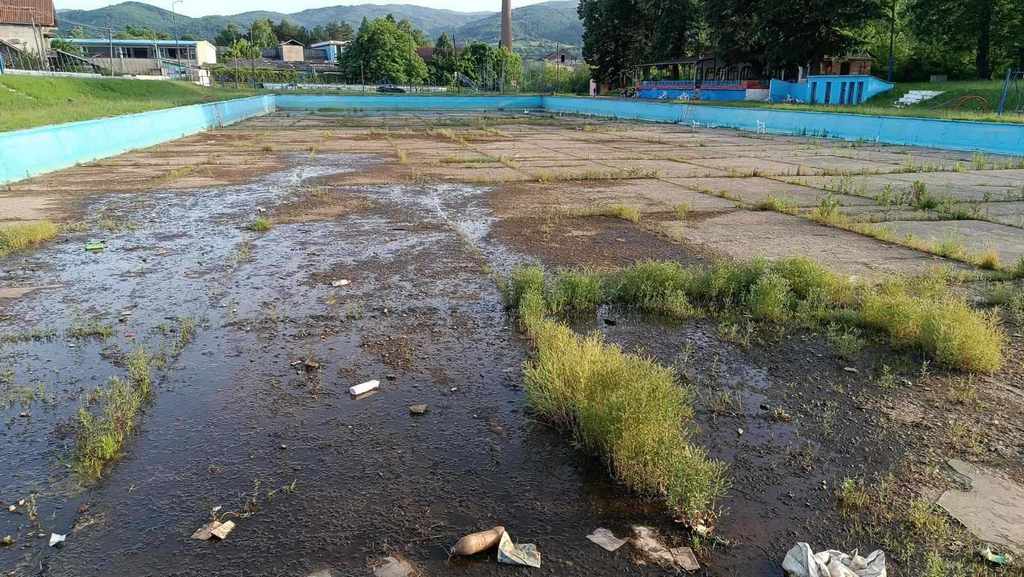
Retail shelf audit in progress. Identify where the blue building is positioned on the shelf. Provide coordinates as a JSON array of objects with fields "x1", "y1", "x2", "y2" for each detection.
[
  {"x1": 769, "y1": 75, "x2": 894, "y2": 105},
  {"x1": 309, "y1": 40, "x2": 347, "y2": 63}
]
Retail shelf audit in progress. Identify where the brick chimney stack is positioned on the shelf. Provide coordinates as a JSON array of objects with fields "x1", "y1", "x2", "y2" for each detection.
[{"x1": 501, "y1": 0, "x2": 512, "y2": 50}]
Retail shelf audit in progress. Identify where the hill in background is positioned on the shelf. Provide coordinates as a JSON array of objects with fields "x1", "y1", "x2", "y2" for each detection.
[{"x1": 56, "y1": 0, "x2": 583, "y2": 56}]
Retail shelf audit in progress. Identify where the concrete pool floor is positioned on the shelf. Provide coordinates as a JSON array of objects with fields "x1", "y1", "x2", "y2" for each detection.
[{"x1": 0, "y1": 112, "x2": 1022, "y2": 577}]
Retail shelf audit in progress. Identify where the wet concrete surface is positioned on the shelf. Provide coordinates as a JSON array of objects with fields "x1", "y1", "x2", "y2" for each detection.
[
  {"x1": 2, "y1": 113, "x2": 1022, "y2": 577},
  {"x1": 0, "y1": 154, "x2": 685, "y2": 577}
]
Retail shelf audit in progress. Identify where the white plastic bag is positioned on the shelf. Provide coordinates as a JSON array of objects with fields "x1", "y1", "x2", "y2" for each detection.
[{"x1": 782, "y1": 543, "x2": 886, "y2": 577}]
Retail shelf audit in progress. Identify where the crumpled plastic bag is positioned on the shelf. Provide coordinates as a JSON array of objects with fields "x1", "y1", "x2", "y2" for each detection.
[{"x1": 782, "y1": 543, "x2": 886, "y2": 577}]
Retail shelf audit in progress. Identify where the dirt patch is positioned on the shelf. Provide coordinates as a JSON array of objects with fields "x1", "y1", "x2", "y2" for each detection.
[{"x1": 490, "y1": 214, "x2": 710, "y2": 269}]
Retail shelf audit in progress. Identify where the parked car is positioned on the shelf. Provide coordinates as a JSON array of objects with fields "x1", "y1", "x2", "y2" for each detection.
[{"x1": 376, "y1": 84, "x2": 406, "y2": 93}]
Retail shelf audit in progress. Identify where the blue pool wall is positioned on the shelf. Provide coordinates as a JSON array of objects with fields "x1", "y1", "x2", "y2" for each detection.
[
  {"x1": 2, "y1": 94, "x2": 1023, "y2": 185},
  {"x1": 0, "y1": 95, "x2": 274, "y2": 185},
  {"x1": 544, "y1": 96, "x2": 1024, "y2": 156},
  {"x1": 275, "y1": 94, "x2": 543, "y2": 111}
]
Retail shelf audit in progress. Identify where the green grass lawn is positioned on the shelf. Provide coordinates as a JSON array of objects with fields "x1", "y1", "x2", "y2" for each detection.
[
  {"x1": 0, "y1": 76, "x2": 258, "y2": 132},
  {"x1": 697, "y1": 80, "x2": 1021, "y2": 123}
]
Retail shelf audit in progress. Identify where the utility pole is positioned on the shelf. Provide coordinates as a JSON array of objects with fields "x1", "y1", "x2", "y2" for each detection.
[
  {"x1": 107, "y1": 18, "x2": 115, "y2": 77},
  {"x1": 171, "y1": 0, "x2": 184, "y2": 75},
  {"x1": 887, "y1": 0, "x2": 896, "y2": 83}
]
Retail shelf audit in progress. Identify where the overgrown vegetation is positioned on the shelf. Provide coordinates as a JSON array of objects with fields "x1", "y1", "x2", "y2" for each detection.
[
  {"x1": 0, "y1": 221, "x2": 59, "y2": 257},
  {"x1": 836, "y1": 473, "x2": 1000, "y2": 577},
  {"x1": 503, "y1": 266, "x2": 728, "y2": 524},
  {"x1": 506, "y1": 256, "x2": 1006, "y2": 373},
  {"x1": 73, "y1": 348, "x2": 153, "y2": 481}
]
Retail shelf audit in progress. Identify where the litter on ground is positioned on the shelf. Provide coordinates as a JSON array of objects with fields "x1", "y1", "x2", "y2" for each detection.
[
  {"x1": 630, "y1": 526, "x2": 700, "y2": 571},
  {"x1": 191, "y1": 519, "x2": 235, "y2": 541},
  {"x1": 586, "y1": 527, "x2": 627, "y2": 552},
  {"x1": 781, "y1": 542, "x2": 886, "y2": 577},
  {"x1": 980, "y1": 545, "x2": 1013, "y2": 566},
  {"x1": 349, "y1": 379, "x2": 380, "y2": 396},
  {"x1": 372, "y1": 555, "x2": 416, "y2": 577},
  {"x1": 497, "y1": 530, "x2": 541, "y2": 568},
  {"x1": 48, "y1": 533, "x2": 66, "y2": 547},
  {"x1": 408, "y1": 404, "x2": 428, "y2": 415},
  {"x1": 453, "y1": 526, "x2": 505, "y2": 556},
  {"x1": 84, "y1": 240, "x2": 106, "y2": 252},
  {"x1": 331, "y1": 279, "x2": 350, "y2": 287}
]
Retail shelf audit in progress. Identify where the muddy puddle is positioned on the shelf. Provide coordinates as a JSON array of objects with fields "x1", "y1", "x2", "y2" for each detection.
[{"x1": 1, "y1": 154, "x2": 676, "y2": 577}]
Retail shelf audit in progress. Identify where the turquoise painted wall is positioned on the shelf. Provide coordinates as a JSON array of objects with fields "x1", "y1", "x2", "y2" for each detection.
[
  {"x1": 276, "y1": 94, "x2": 543, "y2": 111},
  {"x1": 0, "y1": 95, "x2": 274, "y2": 185},
  {"x1": 3, "y1": 94, "x2": 1023, "y2": 186},
  {"x1": 543, "y1": 96, "x2": 1024, "y2": 156}
]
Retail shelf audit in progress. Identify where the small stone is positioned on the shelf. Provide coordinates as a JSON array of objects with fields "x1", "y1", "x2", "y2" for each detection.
[
  {"x1": 843, "y1": 367, "x2": 859, "y2": 374},
  {"x1": 409, "y1": 404, "x2": 428, "y2": 415},
  {"x1": 279, "y1": 444, "x2": 287, "y2": 450},
  {"x1": 7, "y1": 505, "x2": 14, "y2": 513},
  {"x1": 386, "y1": 374, "x2": 397, "y2": 381},
  {"x1": 1, "y1": 535, "x2": 12, "y2": 546},
  {"x1": 737, "y1": 428, "x2": 744, "y2": 436}
]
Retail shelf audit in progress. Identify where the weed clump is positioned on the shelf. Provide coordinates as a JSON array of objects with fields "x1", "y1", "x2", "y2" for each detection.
[
  {"x1": 74, "y1": 348, "x2": 153, "y2": 480},
  {"x1": 0, "y1": 221, "x2": 59, "y2": 257},
  {"x1": 549, "y1": 270, "x2": 604, "y2": 315},
  {"x1": 609, "y1": 260, "x2": 694, "y2": 318},
  {"x1": 249, "y1": 216, "x2": 273, "y2": 232},
  {"x1": 860, "y1": 280, "x2": 1004, "y2": 373},
  {"x1": 520, "y1": 304, "x2": 726, "y2": 523}
]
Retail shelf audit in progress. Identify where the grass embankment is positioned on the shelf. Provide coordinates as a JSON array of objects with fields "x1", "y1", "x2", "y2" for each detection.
[
  {"x1": 698, "y1": 80, "x2": 1019, "y2": 124},
  {"x1": 0, "y1": 76, "x2": 257, "y2": 131},
  {"x1": 505, "y1": 267, "x2": 728, "y2": 526},
  {"x1": 74, "y1": 348, "x2": 153, "y2": 480},
  {"x1": 0, "y1": 221, "x2": 59, "y2": 257}
]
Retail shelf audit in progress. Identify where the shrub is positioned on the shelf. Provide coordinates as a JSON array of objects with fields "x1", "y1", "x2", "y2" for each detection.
[
  {"x1": 861, "y1": 282, "x2": 1005, "y2": 373},
  {"x1": 610, "y1": 260, "x2": 694, "y2": 318},
  {"x1": 524, "y1": 317, "x2": 726, "y2": 522},
  {"x1": 549, "y1": 269, "x2": 604, "y2": 315},
  {"x1": 502, "y1": 265, "x2": 545, "y2": 310},
  {"x1": 746, "y1": 271, "x2": 792, "y2": 322}
]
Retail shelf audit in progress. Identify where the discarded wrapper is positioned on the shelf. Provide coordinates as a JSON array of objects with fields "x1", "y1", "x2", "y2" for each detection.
[
  {"x1": 331, "y1": 279, "x2": 351, "y2": 287},
  {"x1": 586, "y1": 527, "x2": 627, "y2": 552},
  {"x1": 349, "y1": 380, "x2": 380, "y2": 396},
  {"x1": 497, "y1": 531, "x2": 541, "y2": 568},
  {"x1": 84, "y1": 240, "x2": 106, "y2": 252},
  {"x1": 49, "y1": 533, "x2": 66, "y2": 547}
]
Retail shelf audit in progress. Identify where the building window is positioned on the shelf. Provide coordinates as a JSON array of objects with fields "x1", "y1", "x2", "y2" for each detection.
[
  {"x1": 810, "y1": 82, "x2": 818, "y2": 103},
  {"x1": 824, "y1": 82, "x2": 832, "y2": 104},
  {"x1": 839, "y1": 82, "x2": 846, "y2": 104},
  {"x1": 840, "y1": 61, "x2": 851, "y2": 75},
  {"x1": 847, "y1": 82, "x2": 856, "y2": 104},
  {"x1": 856, "y1": 81, "x2": 865, "y2": 104}
]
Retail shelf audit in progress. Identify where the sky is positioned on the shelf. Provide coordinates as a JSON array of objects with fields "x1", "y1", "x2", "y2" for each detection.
[{"x1": 55, "y1": 0, "x2": 551, "y2": 17}]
